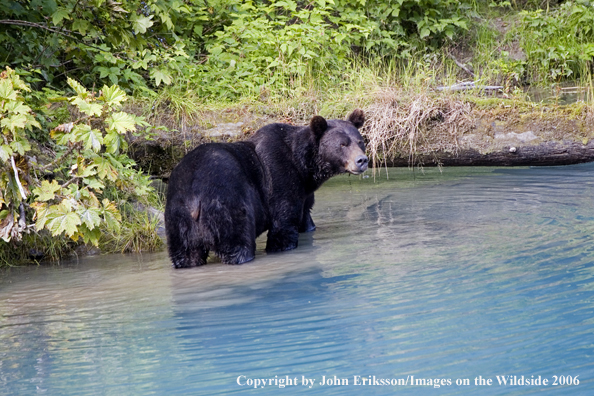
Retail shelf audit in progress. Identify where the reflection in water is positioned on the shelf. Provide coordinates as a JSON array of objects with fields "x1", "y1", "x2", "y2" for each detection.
[{"x1": 2, "y1": 165, "x2": 594, "y2": 395}]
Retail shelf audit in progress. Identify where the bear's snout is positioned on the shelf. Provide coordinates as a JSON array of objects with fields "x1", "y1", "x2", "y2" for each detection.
[
  {"x1": 356, "y1": 155, "x2": 369, "y2": 172},
  {"x1": 347, "y1": 153, "x2": 369, "y2": 174}
]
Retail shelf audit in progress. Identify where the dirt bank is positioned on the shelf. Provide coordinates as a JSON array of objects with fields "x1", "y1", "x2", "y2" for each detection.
[
  {"x1": 379, "y1": 98, "x2": 594, "y2": 167},
  {"x1": 128, "y1": 95, "x2": 594, "y2": 178}
]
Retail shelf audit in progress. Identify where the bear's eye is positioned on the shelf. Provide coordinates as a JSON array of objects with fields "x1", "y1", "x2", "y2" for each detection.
[{"x1": 340, "y1": 142, "x2": 348, "y2": 148}]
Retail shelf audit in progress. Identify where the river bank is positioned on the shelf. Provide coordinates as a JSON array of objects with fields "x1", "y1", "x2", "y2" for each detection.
[{"x1": 128, "y1": 92, "x2": 594, "y2": 179}]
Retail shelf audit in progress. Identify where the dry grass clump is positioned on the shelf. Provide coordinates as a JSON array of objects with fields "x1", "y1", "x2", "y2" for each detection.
[{"x1": 361, "y1": 89, "x2": 475, "y2": 171}]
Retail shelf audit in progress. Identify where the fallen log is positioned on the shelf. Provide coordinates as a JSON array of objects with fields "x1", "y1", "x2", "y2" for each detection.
[
  {"x1": 436, "y1": 82, "x2": 504, "y2": 92},
  {"x1": 387, "y1": 140, "x2": 594, "y2": 167}
]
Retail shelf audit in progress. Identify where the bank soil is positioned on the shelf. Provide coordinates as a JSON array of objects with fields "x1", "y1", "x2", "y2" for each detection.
[{"x1": 129, "y1": 95, "x2": 594, "y2": 178}]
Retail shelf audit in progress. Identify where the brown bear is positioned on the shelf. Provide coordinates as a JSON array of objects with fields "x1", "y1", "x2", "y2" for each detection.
[{"x1": 165, "y1": 110, "x2": 367, "y2": 268}]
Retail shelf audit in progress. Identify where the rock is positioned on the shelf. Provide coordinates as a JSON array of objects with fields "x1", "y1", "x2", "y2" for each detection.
[
  {"x1": 494, "y1": 131, "x2": 538, "y2": 143},
  {"x1": 28, "y1": 248, "x2": 44, "y2": 261},
  {"x1": 203, "y1": 122, "x2": 244, "y2": 138},
  {"x1": 75, "y1": 244, "x2": 101, "y2": 256},
  {"x1": 133, "y1": 202, "x2": 166, "y2": 238}
]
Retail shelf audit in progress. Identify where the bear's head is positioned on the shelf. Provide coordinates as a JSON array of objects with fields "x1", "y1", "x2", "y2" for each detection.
[{"x1": 311, "y1": 109, "x2": 368, "y2": 177}]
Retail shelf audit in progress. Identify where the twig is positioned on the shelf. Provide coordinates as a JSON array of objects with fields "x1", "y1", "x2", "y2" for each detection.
[
  {"x1": 18, "y1": 202, "x2": 26, "y2": 229},
  {"x1": 0, "y1": 19, "x2": 71, "y2": 35},
  {"x1": 40, "y1": 142, "x2": 79, "y2": 172},
  {"x1": 448, "y1": 53, "x2": 475, "y2": 78},
  {"x1": 0, "y1": 19, "x2": 109, "y2": 53},
  {"x1": 61, "y1": 176, "x2": 79, "y2": 189},
  {"x1": 10, "y1": 156, "x2": 27, "y2": 200}
]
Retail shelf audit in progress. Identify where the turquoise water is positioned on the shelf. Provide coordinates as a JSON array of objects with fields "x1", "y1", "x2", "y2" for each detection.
[{"x1": 2, "y1": 165, "x2": 594, "y2": 395}]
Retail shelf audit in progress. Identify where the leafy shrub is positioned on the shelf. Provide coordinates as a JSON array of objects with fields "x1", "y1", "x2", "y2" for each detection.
[
  {"x1": 0, "y1": 67, "x2": 154, "y2": 262},
  {"x1": 0, "y1": 0, "x2": 192, "y2": 90},
  {"x1": 1, "y1": 0, "x2": 473, "y2": 97},
  {"x1": 517, "y1": 0, "x2": 594, "y2": 81},
  {"x1": 186, "y1": 0, "x2": 473, "y2": 100}
]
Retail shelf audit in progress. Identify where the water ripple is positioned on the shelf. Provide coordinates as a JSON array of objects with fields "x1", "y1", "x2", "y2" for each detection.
[{"x1": 2, "y1": 165, "x2": 594, "y2": 395}]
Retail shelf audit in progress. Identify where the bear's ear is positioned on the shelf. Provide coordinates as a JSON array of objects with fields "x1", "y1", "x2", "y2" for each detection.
[
  {"x1": 310, "y1": 115, "x2": 328, "y2": 139},
  {"x1": 347, "y1": 109, "x2": 365, "y2": 128}
]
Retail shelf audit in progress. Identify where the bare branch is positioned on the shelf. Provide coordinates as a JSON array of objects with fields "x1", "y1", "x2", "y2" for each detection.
[
  {"x1": 40, "y1": 143, "x2": 80, "y2": 172},
  {"x1": 0, "y1": 19, "x2": 109, "y2": 53},
  {"x1": 61, "y1": 176, "x2": 80, "y2": 189},
  {"x1": 0, "y1": 19, "x2": 73, "y2": 36},
  {"x1": 10, "y1": 156, "x2": 28, "y2": 200},
  {"x1": 448, "y1": 52, "x2": 475, "y2": 78}
]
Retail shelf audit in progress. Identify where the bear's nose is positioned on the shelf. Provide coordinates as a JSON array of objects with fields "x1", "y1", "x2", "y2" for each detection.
[{"x1": 356, "y1": 155, "x2": 369, "y2": 170}]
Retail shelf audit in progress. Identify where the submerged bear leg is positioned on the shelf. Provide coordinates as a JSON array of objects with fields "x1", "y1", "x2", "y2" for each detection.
[
  {"x1": 167, "y1": 232, "x2": 209, "y2": 268},
  {"x1": 168, "y1": 229, "x2": 209, "y2": 268},
  {"x1": 266, "y1": 226, "x2": 299, "y2": 252},
  {"x1": 266, "y1": 201, "x2": 301, "y2": 252},
  {"x1": 165, "y1": 202, "x2": 210, "y2": 268},
  {"x1": 218, "y1": 246, "x2": 256, "y2": 265},
  {"x1": 217, "y1": 231, "x2": 256, "y2": 264},
  {"x1": 213, "y1": 206, "x2": 258, "y2": 265}
]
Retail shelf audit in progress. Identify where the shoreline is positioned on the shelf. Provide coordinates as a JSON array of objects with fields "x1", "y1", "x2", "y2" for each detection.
[{"x1": 130, "y1": 97, "x2": 594, "y2": 176}]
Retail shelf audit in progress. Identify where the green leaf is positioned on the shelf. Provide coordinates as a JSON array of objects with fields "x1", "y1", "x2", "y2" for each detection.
[
  {"x1": 95, "y1": 157, "x2": 119, "y2": 181},
  {"x1": 67, "y1": 78, "x2": 88, "y2": 96},
  {"x1": 31, "y1": 202, "x2": 50, "y2": 231},
  {"x1": 46, "y1": 201, "x2": 82, "y2": 237},
  {"x1": 445, "y1": 27, "x2": 455, "y2": 40},
  {"x1": 80, "y1": 224, "x2": 101, "y2": 246},
  {"x1": 24, "y1": 114, "x2": 41, "y2": 130},
  {"x1": 76, "y1": 163, "x2": 98, "y2": 178},
  {"x1": 0, "y1": 145, "x2": 12, "y2": 162},
  {"x1": 72, "y1": 19, "x2": 90, "y2": 35},
  {"x1": 52, "y1": 8, "x2": 71, "y2": 25},
  {"x1": 72, "y1": 97, "x2": 103, "y2": 117},
  {"x1": 9, "y1": 72, "x2": 30, "y2": 92},
  {"x1": 78, "y1": 207, "x2": 102, "y2": 230},
  {"x1": 80, "y1": 128, "x2": 104, "y2": 152},
  {"x1": 150, "y1": 69, "x2": 172, "y2": 87},
  {"x1": 106, "y1": 112, "x2": 136, "y2": 134},
  {"x1": 131, "y1": 14, "x2": 154, "y2": 34},
  {"x1": 101, "y1": 85, "x2": 127, "y2": 107},
  {"x1": 97, "y1": 66, "x2": 111, "y2": 79},
  {"x1": 10, "y1": 138, "x2": 31, "y2": 155},
  {"x1": 84, "y1": 178, "x2": 106, "y2": 190},
  {"x1": 1, "y1": 114, "x2": 28, "y2": 132},
  {"x1": 33, "y1": 180, "x2": 62, "y2": 202},
  {"x1": 104, "y1": 131, "x2": 125, "y2": 154},
  {"x1": 72, "y1": 124, "x2": 91, "y2": 143},
  {"x1": 102, "y1": 199, "x2": 121, "y2": 232},
  {"x1": 0, "y1": 78, "x2": 17, "y2": 101},
  {"x1": 4, "y1": 100, "x2": 31, "y2": 115}
]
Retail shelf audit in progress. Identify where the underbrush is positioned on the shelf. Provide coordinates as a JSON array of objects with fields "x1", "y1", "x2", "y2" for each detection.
[
  {"x1": 100, "y1": 207, "x2": 164, "y2": 255},
  {"x1": 0, "y1": 200, "x2": 164, "y2": 267}
]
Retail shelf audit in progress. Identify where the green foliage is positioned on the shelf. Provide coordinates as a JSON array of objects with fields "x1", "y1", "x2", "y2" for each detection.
[
  {"x1": 517, "y1": 0, "x2": 594, "y2": 82},
  {"x1": 100, "y1": 206, "x2": 164, "y2": 254},
  {"x1": 189, "y1": 0, "x2": 473, "y2": 99},
  {"x1": 1, "y1": 0, "x2": 191, "y2": 90},
  {"x1": 0, "y1": 67, "x2": 154, "y2": 262},
  {"x1": 1, "y1": 0, "x2": 474, "y2": 97}
]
